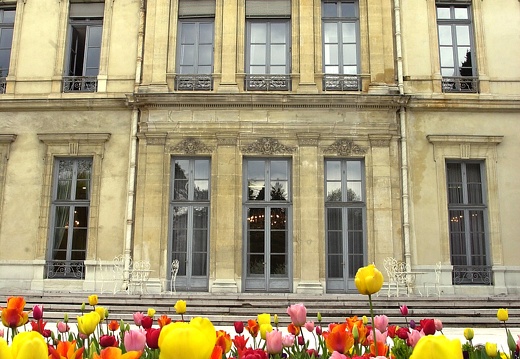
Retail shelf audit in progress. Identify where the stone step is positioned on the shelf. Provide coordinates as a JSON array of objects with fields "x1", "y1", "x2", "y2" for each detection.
[{"x1": 2, "y1": 291, "x2": 519, "y2": 328}]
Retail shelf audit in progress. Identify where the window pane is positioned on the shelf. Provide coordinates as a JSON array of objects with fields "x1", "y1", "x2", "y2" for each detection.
[
  {"x1": 327, "y1": 208, "x2": 342, "y2": 231},
  {"x1": 436, "y1": 7, "x2": 451, "y2": 19},
  {"x1": 87, "y1": 26, "x2": 102, "y2": 47},
  {"x1": 454, "y1": 7, "x2": 468, "y2": 20},
  {"x1": 328, "y1": 255, "x2": 342, "y2": 278},
  {"x1": 250, "y1": 44, "x2": 266, "y2": 65},
  {"x1": 438, "y1": 25, "x2": 452, "y2": 46},
  {"x1": 324, "y1": 44, "x2": 339, "y2": 66},
  {"x1": 181, "y1": 23, "x2": 196, "y2": 42},
  {"x1": 347, "y1": 182, "x2": 362, "y2": 201},
  {"x1": 323, "y1": 23, "x2": 338, "y2": 43},
  {"x1": 342, "y1": 22, "x2": 356, "y2": 43},
  {"x1": 271, "y1": 160, "x2": 287, "y2": 180},
  {"x1": 440, "y1": 47, "x2": 454, "y2": 67},
  {"x1": 199, "y1": 23, "x2": 213, "y2": 43},
  {"x1": 180, "y1": 45, "x2": 195, "y2": 65},
  {"x1": 346, "y1": 161, "x2": 361, "y2": 180},
  {"x1": 250, "y1": 23, "x2": 267, "y2": 43},
  {"x1": 270, "y1": 23, "x2": 286, "y2": 43},
  {"x1": 341, "y1": 3, "x2": 356, "y2": 17},
  {"x1": 191, "y1": 253, "x2": 207, "y2": 275},
  {"x1": 327, "y1": 161, "x2": 341, "y2": 180},
  {"x1": 1, "y1": 10, "x2": 16, "y2": 23},
  {"x1": 271, "y1": 181, "x2": 288, "y2": 200},
  {"x1": 270, "y1": 45, "x2": 286, "y2": 65},
  {"x1": 326, "y1": 182, "x2": 342, "y2": 201},
  {"x1": 456, "y1": 26, "x2": 470, "y2": 46},
  {"x1": 198, "y1": 44, "x2": 213, "y2": 66},
  {"x1": 322, "y1": 3, "x2": 337, "y2": 17},
  {"x1": 194, "y1": 180, "x2": 209, "y2": 200},
  {"x1": 0, "y1": 28, "x2": 13, "y2": 48},
  {"x1": 342, "y1": 44, "x2": 357, "y2": 64}
]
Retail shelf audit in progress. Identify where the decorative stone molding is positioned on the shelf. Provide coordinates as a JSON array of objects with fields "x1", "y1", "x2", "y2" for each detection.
[
  {"x1": 297, "y1": 133, "x2": 320, "y2": 146},
  {"x1": 168, "y1": 137, "x2": 213, "y2": 154},
  {"x1": 323, "y1": 139, "x2": 366, "y2": 156},
  {"x1": 369, "y1": 134, "x2": 393, "y2": 147},
  {"x1": 241, "y1": 137, "x2": 296, "y2": 155},
  {"x1": 216, "y1": 133, "x2": 238, "y2": 146},
  {"x1": 140, "y1": 133, "x2": 167, "y2": 146}
]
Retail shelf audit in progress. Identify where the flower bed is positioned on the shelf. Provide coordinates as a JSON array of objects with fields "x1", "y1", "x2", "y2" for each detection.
[{"x1": 0, "y1": 264, "x2": 519, "y2": 359}]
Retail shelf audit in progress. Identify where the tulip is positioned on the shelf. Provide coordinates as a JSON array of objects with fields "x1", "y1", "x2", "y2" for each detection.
[
  {"x1": 174, "y1": 300, "x2": 186, "y2": 315},
  {"x1": 410, "y1": 335, "x2": 463, "y2": 359},
  {"x1": 258, "y1": 313, "x2": 271, "y2": 326},
  {"x1": 282, "y1": 333, "x2": 295, "y2": 347},
  {"x1": 0, "y1": 338, "x2": 10, "y2": 359},
  {"x1": 124, "y1": 329, "x2": 147, "y2": 352},
  {"x1": 354, "y1": 264, "x2": 384, "y2": 295},
  {"x1": 146, "y1": 328, "x2": 161, "y2": 349},
  {"x1": 305, "y1": 321, "x2": 315, "y2": 332},
  {"x1": 232, "y1": 335, "x2": 249, "y2": 351},
  {"x1": 485, "y1": 342, "x2": 498, "y2": 357},
  {"x1": 32, "y1": 305, "x2": 43, "y2": 321},
  {"x1": 407, "y1": 329, "x2": 423, "y2": 347},
  {"x1": 99, "y1": 334, "x2": 118, "y2": 348},
  {"x1": 147, "y1": 308, "x2": 156, "y2": 318},
  {"x1": 464, "y1": 328, "x2": 474, "y2": 341},
  {"x1": 374, "y1": 315, "x2": 389, "y2": 333},
  {"x1": 399, "y1": 304, "x2": 408, "y2": 316},
  {"x1": 246, "y1": 319, "x2": 259, "y2": 337},
  {"x1": 141, "y1": 316, "x2": 153, "y2": 329},
  {"x1": 158, "y1": 315, "x2": 172, "y2": 328},
  {"x1": 88, "y1": 295, "x2": 98, "y2": 306},
  {"x1": 77, "y1": 311, "x2": 101, "y2": 336},
  {"x1": 317, "y1": 312, "x2": 322, "y2": 322},
  {"x1": 158, "y1": 317, "x2": 216, "y2": 359},
  {"x1": 234, "y1": 321, "x2": 244, "y2": 334},
  {"x1": 266, "y1": 330, "x2": 283, "y2": 354},
  {"x1": 434, "y1": 319, "x2": 443, "y2": 332},
  {"x1": 419, "y1": 318, "x2": 436, "y2": 336},
  {"x1": 215, "y1": 330, "x2": 232, "y2": 354},
  {"x1": 259, "y1": 323, "x2": 273, "y2": 340},
  {"x1": 108, "y1": 320, "x2": 120, "y2": 332},
  {"x1": 1, "y1": 296, "x2": 29, "y2": 328},
  {"x1": 274, "y1": 314, "x2": 279, "y2": 326},
  {"x1": 92, "y1": 347, "x2": 142, "y2": 359},
  {"x1": 56, "y1": 321, "x2": 70, "y2": 333},
  {"x1": 330, "y1": 352, "x2": 347, "y2": 359},
  {"x1": 287, "y1": 303, "x2": 307, "y2": 327},
  {"x1": 133, "y1": 312, "x2": 144, "y2": 326},
  {"x1": 325, "y1": 323, "x2": 354, "y2": 355},
  {"x1": 497, "y1": 308, "x2": 508, "y2": 322},
  {"x1": 48, "y1": 340, "x2": 84, "y2": 359},
  {"x1": 10, "y1": 331, "x2": 48, "y2": 359},
  {"x1": 396, "y1": 327, "x2": 409, "y2": 340},
  {"x1": 95, "y1": 306, "x2": 106, "y2": 321}
]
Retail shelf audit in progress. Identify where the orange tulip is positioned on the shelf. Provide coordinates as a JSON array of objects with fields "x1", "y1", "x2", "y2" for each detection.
[
  {"x1": 157, "y1": 315, "x2": 172, "y2": 328},
  {"x1": 325, "y1": 322, "x2": 354, "y2": 355},
  {"x1": 48, "y1": 340, "x2": 85, "y2": 359},
  {"x1": 0, "y1": 297, "x2": 30, "y2": 328},
  {"x1": 246, "y1": 319, "x2": 259, "y2": 337},
  {"x1": 92, "y1": 347, "x2": 142, "y2": 359},
  {"x1": 215, "y1": 330, "x2": 232, "y2": 353}
]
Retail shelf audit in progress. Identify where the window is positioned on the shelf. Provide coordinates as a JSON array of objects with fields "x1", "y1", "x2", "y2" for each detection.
[
  {"x1": 436, "y1": 3, "x2": 477, "y2": 92},
  {"x1": 170, "y1": 158, "x2": 210, "y2": 291},
  {"x1": 175, "y1": 0, "x2": 215, "y2": 90},
  {"x1": 243, "y1": 158, "x2": 292, "y2": 292},
  {"x1": 245, "y1": 0, "x2": 291, "y2": 91},
  {"x1": 0, "y1": 8, "x2": 15, "y2": 94},
  {"x1": 322, "y1": 0, "x2": 361, "y2": 91},
  {"x1": 47, "y1": 158, "x2": 92, "y2": 279},
  {"x1": 447, "y1": 161, "x2": 491, "y2": 285},
  {"x1": 325, "y1": 159, "x2": 366, "y2": 292},
  {"x1": 63, "y1": 3, "x2": 104, "y2": 92}
]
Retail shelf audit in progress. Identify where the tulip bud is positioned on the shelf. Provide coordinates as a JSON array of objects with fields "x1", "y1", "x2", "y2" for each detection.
[
  {"x1": 507, "y1": 328, "x2": 517, "y2": 353},
  {"x1": 362, "y1": 316, "x2": 368, "y2": 325},
  {"x1": 64, "y1": 313, "x2": 69, "y2": 323},
  {"x1": 464, "y1": 328, "x2": 474, "y2": 341},
  {"x1": 497, "y1": 308, "x2": 508, "y2": 322},
  {"x1": 234, "y1": 321, "x2": 244, "y2": 334},
  {"x1": 147, "y1": 308, "x2": 156, "y2": 318},
  {"x1": 88, "y1": 294, "x2": 99, "y2": 306},
  {"x1": 399, "y1": 305, "x2": 409, "y2": 316},
  {"x1": 104, "y1": 308, "x2": 109, "y2": 320},
  {"x1": 81, "y1": 302, "x2": 86, "y2": 312},
  {"x1": 409, "y1": 319, "x2": 416, "y2": 329},
  {"x1": 274, "y1": 314, "x2": 279, "y2": 326},
  {"x1": 485, "y1": 342, "x2": 497, "y2": 357},
  {"x1": 317, "y1": 312, "x2": 322, "y2": 322},
  {"x1": 33, "y1": 305, "x2": 44, "y2": 321},
  {"x1": 352, "y1": 325, "x2": 359, "y2": 340}
]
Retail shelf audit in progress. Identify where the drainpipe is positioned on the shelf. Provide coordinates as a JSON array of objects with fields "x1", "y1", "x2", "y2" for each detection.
[
  {"x1": 393, "y1": 0, "x2": 411, "y2": 269},
  {"x1": 122, "y1": 0, "x2": 147, "y2": 289}
]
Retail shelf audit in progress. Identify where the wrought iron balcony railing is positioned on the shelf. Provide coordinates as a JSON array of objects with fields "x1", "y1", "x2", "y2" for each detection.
[
  {"x1": 45, "y1": 260, "x2": 85, "y2": 279},
  {"x1": 62, "y1": 76, "x2": 98, "y2": 93},
  {"x1": 0, "y1": 77, "x2": 6, "y2": 94},
  {"x1": 323, "y1": 74, "x2": 362, "y2": 91},
  {"x1": 175, "y1": 75, "x2": 213, "y2": 91},
  {"x1": 442, "y1": 76, "x2": 478, "y2": 93},
  {"x1": 452, "y1": 265, "x2": 492, "y2": 285},
  {"x1": 245, "y1": 74, "x2": 291, "y2": 91}
]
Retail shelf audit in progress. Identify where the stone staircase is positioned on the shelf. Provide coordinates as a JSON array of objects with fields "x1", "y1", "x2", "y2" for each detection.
[{"x1": 1, "y1": 290, "x2": 519, "y2": 329}]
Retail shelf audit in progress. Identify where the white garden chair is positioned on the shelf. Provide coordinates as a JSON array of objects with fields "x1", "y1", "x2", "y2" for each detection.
[{"x1": 170, "y1": 259, "x2": 179, "y2": 294}]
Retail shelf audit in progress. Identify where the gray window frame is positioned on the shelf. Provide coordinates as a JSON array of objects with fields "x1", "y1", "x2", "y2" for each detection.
[
  {"x1": 0, "y1": 8, "x2": 15, "y2": 94},
  {"x1": 436, "y1": 2, "x2": 478, "y2": 92},
  {"x1": 245, "y1": 19, "x2": 291, "y2": 91},
  {"x1": 169, "y1": 157, "x2": 211, "y2": 291},
  {"x1": 324, "y1": 158, "x2": 367, "y2": 293},
  {"x1": 175, "y1": 18, "x2": 215, "y2": 91},
  {"x1": 446, "y1": 160, "x2": 491, "y2": 285},
  {"x1": 321, "y1": 0, "x2": 361, "y2": 91},
  {"x1": 46, "y1": 158, "x2": 92, "y2": 279}
]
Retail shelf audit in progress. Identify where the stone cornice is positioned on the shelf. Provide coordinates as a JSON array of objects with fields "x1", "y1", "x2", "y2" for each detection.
[
  {"x1": 126, "y1": 93, "x2": 409, "y2": 110},
  {"x1": 0, "y1": 96, "x2": 128, "y2": 111},
  {"x1": 408, "y1": 96, "x2": 520, "y2": 112}
]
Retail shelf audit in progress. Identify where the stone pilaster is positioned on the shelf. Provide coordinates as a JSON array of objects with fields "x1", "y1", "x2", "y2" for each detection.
[
  {"x1": 217, "y1": 0, "x2": 240, "y2": 92},
  {"x1": 296, "y1": 0, "x2": 318, "y2": 93}
]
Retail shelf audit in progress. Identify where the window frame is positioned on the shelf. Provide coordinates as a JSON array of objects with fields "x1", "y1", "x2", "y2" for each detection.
[{"x1": 0, "y1": 7, "x2": 16, "y2": 94}]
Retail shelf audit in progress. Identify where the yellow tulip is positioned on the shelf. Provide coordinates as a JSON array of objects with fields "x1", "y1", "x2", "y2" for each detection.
[
  {"x1": 486, "y1": 342, "x2": 498, "y2": 357},
  {"x1": 0, "y1": 337, "x2": 12, "y2": 359},
  {"x1": 464, "y1": 328, "x2": 474, "y2": 341},
  {"x1": 257, "y1": 313, "x2": 271, "y2": 326},
  {"x1": 354, "y1": 264, "x2": 384, "y2": 295},
  {"x1": 497, "y1": 308, "x2": 508, "y2": 322},
  {"x1": 500, "y1": 353, "x2": 510, "y2": 359},
  {"x1": 95, "y1": 306, "x2": 106, "y2": 321},
  {"x1": 88, "y1": 294, "x2": 99, "y2": 306},
  {"x1": 10, "y1": 331, "x2": 48, "y2": 359},
  {"x1": 147, "y1": 308, "x2": 156, "y2": 318},
  {"x1": 174, "y1": 300, "x2": 186, "y2": 315},
  {"x1": 77, "y1": 311, "x2": 101, "y2": 336},
  {"x1": 260, "y1": 323, "x2": 273, "y2": 340},
  {"x1": 159, "y1": 317, "x2": 216, "y2": 359},
  {"x1": 409, "y1": 335, "x2": 463, "y2": 359}
]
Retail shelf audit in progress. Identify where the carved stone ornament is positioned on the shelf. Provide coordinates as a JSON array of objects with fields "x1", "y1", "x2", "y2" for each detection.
[
  {"x1": 169, "y1": 138, "x2": 213, "y2": 154},
  {"x1": 241, "y1": 137, "x2": 296, "y2": 155},
  {"x1": 323, "y1": 139, "x2": 366, "y2": 156}
]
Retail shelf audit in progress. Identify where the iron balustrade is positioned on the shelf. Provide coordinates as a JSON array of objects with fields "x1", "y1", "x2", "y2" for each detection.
[
  {"x1": 62, "y1": 76, "x2": 98, "y2": 93},
  {"x1": 323, "y1": 74, "x2": 361, "y2": 91},
  {"x1": 0, "y1": 77, "x2": 6, "y2": 94},
  {"x1": 175, "y1": 75, "x2": 213, "y2": 91},
  {"x1": 245, "y1": 75, "x2": 291, "y2": 91},
  {"x1": 45, "y1": 260, "x2": 85, "y2": 279},
  {"x1": 452, "y1": 265, "x2": 492, "y2": 285},
  {"x1": 442, "y1": 76, "x2": 478, "y2": 93}
]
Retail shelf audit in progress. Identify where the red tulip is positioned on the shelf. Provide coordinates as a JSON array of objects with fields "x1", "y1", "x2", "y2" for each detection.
[
  {"x1": 399, "y1": 304, "x2": 409, "y2": 316},
  {"x1": 396, "y1": 327, "x2": 409, "y2": 340},
  {"x1": 99, "y1": 334, "x2": 118, "y2": 348},
  {"x1": 141, "y1": 316, "x2": 153, "y2": 329},
  {"x1": 232, "y1": 335, "x2": 249, "y2": 351},
  {"x1": 234, "y1": 321, "x2": 244, "y2": 334},
  {"x1": 419, "y1": 319, "x2": 436, "y2": 336},
  {"x1": 146, "y1": 327, "x2": 161, "y2": 349},
  {"x1": 33, "y1": 305, "x2": 44, "y2": 320}
]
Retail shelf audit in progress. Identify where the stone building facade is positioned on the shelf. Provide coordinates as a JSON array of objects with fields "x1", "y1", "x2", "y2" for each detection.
[{"x1": 0, "y1": 0, "x2": 519, "y2": 295}]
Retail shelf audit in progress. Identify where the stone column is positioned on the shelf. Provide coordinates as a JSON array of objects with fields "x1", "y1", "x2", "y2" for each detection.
[
  {"x1": 211, "y1": 134, "x2": 239, "y2": 292},
  {"x1": 141, "y1": 0, "x2": 170, "y2": 90},
  {"x1": 296, "y1": 0, "x2": 318, "y2": 93},
  {"x1": 295, "y1": 134, "x2": 323, "y2": 293},
  {"x1": 217, "y1": 0, "x2": 240, "y2": 92}
]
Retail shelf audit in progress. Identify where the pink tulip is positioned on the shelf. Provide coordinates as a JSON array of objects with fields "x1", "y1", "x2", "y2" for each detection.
[
  {"x1": 266, "y1": 330, "x2": 283, "y2": 354},
  {"x1": 407, "y1": 329, "x2": 424, "y2": 347},
  {"x1": 399, "y1": 304, "x2": 409, "y2": 316},
  {"x1": 133, "y1": 312, "x2": 144, "y2": 326},
  {"x1": 287, "y1": 303, "x2": 307, "y2": 327},
  {"x1": 330, "y1": 351, "x2": 347, "y2": 359},
  {"x1": 282, "y1": 333, "x2": 295, "y2": 347},
  {"x1": 368, "y1": 328, "x2": 388, "y2": 345},
  {"x1": 56, "y1": 321, "x2": 69, "y2": 333},
  {"x1": 33, "y1": 305, "x2": 44, "y2": 320},
  {"x1": 124, "y1": 329, "x2": 147, "y2": 351},
  {"x1": 434, "y1": 319, "x2": 443, "y2": 331},
  {"x1": 0, "y1": 329, "x2": 4, "y2": 337},
  {"x1": 374, "y1": 315, "x2": 389, "y2": 333},
  {"x1": 304, "y1": 321, "x2": 314, "y2": 332}
]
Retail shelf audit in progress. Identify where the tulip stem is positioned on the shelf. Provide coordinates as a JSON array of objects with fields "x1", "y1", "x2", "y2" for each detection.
[{"x1": 368, "y1": 294, "x2": 378, "y2": 357}]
